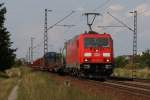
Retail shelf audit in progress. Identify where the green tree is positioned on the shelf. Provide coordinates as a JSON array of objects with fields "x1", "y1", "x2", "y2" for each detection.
[
  {"x1": 140, "y1": 49, "x2": 150, "y2": 67},
  {"x1": 115, "y1": 56, "x2": 128, "y2": 67},
  {"x1": 0, "y1": 3, "x2": 16, "y2": 71}
]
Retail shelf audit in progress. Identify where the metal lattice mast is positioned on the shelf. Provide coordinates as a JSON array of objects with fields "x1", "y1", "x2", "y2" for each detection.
[
  {"x1": 133, "y1": 11, "x2": 137, "y2": 61},
  {"x1": 107, "y1": 11, "x2": 138, "y2": 79},
  {"x1": 28, "y1": 47, "x2": 31, "y2": 64},
  {"x1": 130, "y1": 11, "x2": 137, "y2": 79},
  {"x1": 107, "y1": 12, "x2": 137, "y2": 62},
  {"x1": 31, "y1": 37, "x2": 34, "y2": 64},
  {"x1": 44, "y1": 9, "x2": 48, "y2": 67}
]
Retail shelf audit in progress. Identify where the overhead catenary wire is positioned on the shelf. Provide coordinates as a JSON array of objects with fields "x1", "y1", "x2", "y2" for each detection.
[
  {"x1": 107, "y1": 12, "x2": 134, "y2": 32},
  {"x1": 97, "y1": 0, "x2": 149, "y2": 29},
  {"x1": 97, "y1": 25, "x2": 125, "y2": 28},
  {"x1": 47, "y1": 11, "x2": 75, "y2": 30},
  {"x1": 33, "y1": 41, "x2": 43, "y2": 49},
  {"x1": 93, "y1": 0, "x2": 112, "y2": 11}
]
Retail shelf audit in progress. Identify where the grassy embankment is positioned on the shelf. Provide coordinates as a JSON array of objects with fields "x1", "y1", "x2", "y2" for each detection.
[
  {"x1": 113, "y1": 67, "x2": 150, "y2": 79},
  {"x1": 0, "y1": 68, "x2": 20, "y2": 100},
  {"x1": 18, "y1": 67, "x2": 115, "y2": 100}
]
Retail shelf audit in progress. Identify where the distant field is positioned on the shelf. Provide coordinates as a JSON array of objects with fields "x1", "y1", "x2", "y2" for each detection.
[
  {"x1": 113, "y1": 68, "x2": 150, "y2": 79},
  {"x1": 18, "y1": 67, "x2": 113, "y2": 100}
]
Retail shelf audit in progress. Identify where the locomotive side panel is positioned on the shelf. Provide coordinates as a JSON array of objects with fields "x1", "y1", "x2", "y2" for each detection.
[
  {"x1": 66, "y1": 36, "x2": 80, "y2": 68},
  {"x1": 32, "y1": 58, "x2": 43, "y2": 69}
]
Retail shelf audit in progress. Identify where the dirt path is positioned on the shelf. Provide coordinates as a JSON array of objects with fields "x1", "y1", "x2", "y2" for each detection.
[
  {"x1": 8, "y1": 79, "x2": 21, "y2": 100},
  {"x1": 8, "y1": 85, "x2": 19, "y2": 100}
]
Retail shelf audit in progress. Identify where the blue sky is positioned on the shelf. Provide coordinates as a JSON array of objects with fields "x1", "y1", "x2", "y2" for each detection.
[{"x1": 1, "y1": 0, "x2": 150, "y2": 59}]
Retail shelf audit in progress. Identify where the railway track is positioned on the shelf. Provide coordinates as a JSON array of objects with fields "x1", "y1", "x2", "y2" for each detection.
[
  {"x1": 31, "y1": 66, "x2": 150, "y2": 99},
  {"x1": 103, "y1": 80, "x2": 150, "y2": 97},
  {"x1": 110, "y1": 76, "x2": 150, "y2": 83},
  {"x1": 108, "y1": 80, "x2": 150, "y2": 91},
  {"x1": 108, "y1": 76, "x2": 150, "y2": 91},
  {"x1": 133, "y1": 78, "x2": 150, "y2": 83},
  {"x1": 83, "y1": 79, "x2": 150, "y2": 99},
  {"x1": 67, "y1": 77, "x2": 150, "y2": 99},
  {"x1": 66, "y1": 75, "x2": 150, "y2": 99}
]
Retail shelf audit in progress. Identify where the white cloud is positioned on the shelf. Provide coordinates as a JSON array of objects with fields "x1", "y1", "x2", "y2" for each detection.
[
  {"x1": 101, "y1": 4, "x2": 127, "y2": 33},
  {"x1": 75, "y1": 7, "x2": 85, "y2": 12},
  {"x1": 109, "y1": 4, "x2": 124, "y2": 12},
  {"x1": 136, "y1": 4, "x2": 150, "y2": 16},
  {"x1": 94, "y1": 14, "x2": 114, "y2": 33}
]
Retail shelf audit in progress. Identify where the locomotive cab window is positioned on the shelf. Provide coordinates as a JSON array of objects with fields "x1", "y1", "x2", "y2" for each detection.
[{"x1": 84, "y1": 38, "x2": 109, "y2": 48}]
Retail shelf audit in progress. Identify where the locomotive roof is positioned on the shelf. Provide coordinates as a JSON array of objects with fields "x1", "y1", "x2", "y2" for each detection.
[
  {"x1": 66, "y1": 32, "x2": 112, "y2": 44},
  {"x1": 80, "y1": 32, "x2": 112, "y2": 37}
]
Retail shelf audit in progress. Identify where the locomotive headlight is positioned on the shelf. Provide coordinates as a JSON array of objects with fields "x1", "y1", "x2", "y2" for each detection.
[
  {"x1": 84, "y1": 53, "x2": 92, "y2": 57},
  {"x1": 106, "y1": 59, "x2": 110, "y2": 62},
  {"x1": 84, "y1": 59, "x2": 88, "y2": 62},
  {"x1": 103, "y1": 53, "x2": 110, "y2": 57}
]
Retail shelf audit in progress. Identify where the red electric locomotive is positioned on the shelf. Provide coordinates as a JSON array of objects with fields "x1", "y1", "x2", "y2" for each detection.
[
  {"x1": 64, "y1": 31, "x2": 114, "y2": 78},
  {"x1": 31, "y1": 57, "x2": 44, "y2": 69}
]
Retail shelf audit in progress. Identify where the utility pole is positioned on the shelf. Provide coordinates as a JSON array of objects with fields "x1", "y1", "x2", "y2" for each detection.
[
  {"x1": 26, "y1": 49, "x2": 29, "y2": 64},
  {"x1": 31, "y1": 37, "x2": 34, "y2": 64},
  {"x1": 28, "y1": 47, "x2": 31, "y2": 64},
  {"x1": 130, "y1": 10, "x2": 137, "y2": 79},
  {"x1": 107, "y1": 11, "x2": 138, "y2": 79},
  {"x1": 130, "y1": 11, "x2": 137, "y2": 62},
  {"x1": 44, "y1": 9, "x2": 52, "y2": 67},
  {"x1": 43, "y1": 10, "x2": 74, "y2": 68},
  {"x1": 84, "y1": 13, "x2": 100, "y2": 31}
]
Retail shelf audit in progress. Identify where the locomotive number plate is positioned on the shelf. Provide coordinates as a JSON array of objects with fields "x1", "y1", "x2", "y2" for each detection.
[{"x1": 94, "y1": 53, "x2": 100, "y2": 56}]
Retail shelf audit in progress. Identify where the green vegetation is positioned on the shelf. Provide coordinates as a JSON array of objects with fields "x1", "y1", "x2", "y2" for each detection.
[
  {"x1": 0, "y1": 3, "x2": 16, "y2": 71},
  {"x1": 135, "y1": 50, "x2": 150, "y2": 68},
  {"x1": 18, "y1": 67, "x2": 115, "y2": 100},
  {"x1": 113, "y1": 68, "x2": 150, "y2": 79},
  {"x1": 0, "y1": 69, "x2": 19, "y2": 100},
  {"x1": 114, "y1": 49, "x2": 150, "y2": 79},
  {"x1": 1, "y1": 67, "x2": 116, "y2": 100},
  {"x1": 0, "y1": 78, "x2": 17, "y2": 100},
  {"x1": 0, "y1": 67, "x2": 21, "y2": 100},
  {"x1": 115, "y1": 49, "x2": 150, "y2": 69}
]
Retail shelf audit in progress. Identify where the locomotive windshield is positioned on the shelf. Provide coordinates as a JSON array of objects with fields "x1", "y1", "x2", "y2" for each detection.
[{"x1": 84, "y1": 38, "x2": 109, "y2": 48}]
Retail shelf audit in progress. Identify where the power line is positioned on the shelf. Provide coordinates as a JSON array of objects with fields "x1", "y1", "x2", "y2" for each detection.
[
  {"x1": 47, "y1": 11, "x2": 75, "y2": 30},
  {"x1": 93, "y1": 0, "x2": 112, "y2": 11},
  {"x1": 97, "y1": 25, "x2": 125, "y2": 28},
  {"x1": 44, "y1": 9, "x2": 52, "y2": 68},
  {"x1": 55, "y1": 24, "x2": 76, "y2": 28},
  {"x1": 30, "y1": 37, "x2": 34, "y2": 64},
  {"x1": 107, "y1": 12, "x2": 134, "y2": 31},
  {"x1": 28, "y1": 47, "x2": 31, "y2": 64},
  {"x1": 43, "y1": 10, "x2": 75, "y2": 68},
  {"x1": 33, "y1": 41, "x2": 43, "y2": 49},
  {"x1": 106, "y1": 11, "x2": 138, "y2": 79}
]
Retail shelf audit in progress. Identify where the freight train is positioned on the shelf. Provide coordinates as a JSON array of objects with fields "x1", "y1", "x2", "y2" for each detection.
[
  {"x1": 32, "y1": 31, "x2": 114, "y2": 79},
  {"x1": 32, "y1": 52, "x2": 62, "y2": 71}
]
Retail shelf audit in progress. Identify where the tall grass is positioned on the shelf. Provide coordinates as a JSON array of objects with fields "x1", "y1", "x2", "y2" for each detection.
[
  {"x1": 0, "y1": 77, "x2": 17, "y2": 100},
  {"x1": 18, "y1": 67, "x2": 114, "y2": 100},
  {"x1": 0, "y1": 67, "x2": 21, "y2": 100}
]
